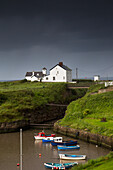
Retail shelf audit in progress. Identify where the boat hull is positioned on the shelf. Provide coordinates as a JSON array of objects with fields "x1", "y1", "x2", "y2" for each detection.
[
  {"x1": 59, "y1": 154, "x2": 86, "y2": 160},
  {"x1": 51, "y1": 140, "x2": 77, "y2": 146},
  {"x1": 57, "y1": 145, "x2": 80, "y2": 150},
  {"x1": 42, "y1": 137, "x2": 62, "y2": 143},
  {"x1": 34, "y1": 131, "x2": 55, "y2": 140},
  {"x1": 44, "y1": 162, "x2": 78, "y2": 169}
]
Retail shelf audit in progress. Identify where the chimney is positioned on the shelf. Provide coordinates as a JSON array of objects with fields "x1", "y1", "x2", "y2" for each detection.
[
  {"x1": 32, "y1": 71, "x2": 34, "y2": 76},
  {"x1": 42, "y1": 67, "x2": 47, "y2": 75},
  {"x1": 59, "y1": 62, "x2": 63, "y2": 66}
]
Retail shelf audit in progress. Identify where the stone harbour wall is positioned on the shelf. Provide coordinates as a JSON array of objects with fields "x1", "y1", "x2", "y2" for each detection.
[
  {"x1": 0, "y1": 105, "x2": 67, "y2": 133},
  {"x1": 54, "y1": 124, "x2": 113, "y2": 150},
  {"x1": 0, "y1": 120, "x2": 30, "y2": 133}
]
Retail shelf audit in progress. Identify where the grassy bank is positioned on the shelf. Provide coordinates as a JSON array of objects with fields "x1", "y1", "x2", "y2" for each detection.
[
  {"x1": 72, "y1": 152, "x2": 113, "y2": 170},
  {"x1": 59, "y1": 84, "x2": 113, "y2": 137},
  {"x1": 0, "y1": 80, "x2": 87, "y2": 122}
]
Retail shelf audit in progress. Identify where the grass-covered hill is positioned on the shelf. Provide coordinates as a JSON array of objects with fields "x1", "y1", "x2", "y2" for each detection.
[
  {"x1": 59, "y1": 84, "x2": 113, "y2": 137},
  {"x1": 0, "y1": 80, "x2": 87, "y2": 123},
  {"x1": 72, "y1": 151, "x2": 113, "y2": 170}
]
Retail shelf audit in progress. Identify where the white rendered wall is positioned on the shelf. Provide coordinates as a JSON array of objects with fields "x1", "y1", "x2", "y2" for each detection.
[
  {"x1": 42, "y1": 69, "x2": 47, "y2": 75},
  {"x1": 25, "y1": 76, "x2": 31, "y2": 81},
  {"x1": 42, "y1": 65, "x2": 67, "y2": 82},
  {"x1": 31, "y1": 76, "x2": 38, "y2": 82},
  {"x1": 42, "y1": 75, "x2": 50, "y2": 82},
  {"x1": 94, "y1": 76, "x2": 100, "y2": 81}
]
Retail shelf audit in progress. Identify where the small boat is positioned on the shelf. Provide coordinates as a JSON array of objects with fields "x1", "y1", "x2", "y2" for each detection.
[
  {"x1": 59, "y1": 154, "x2": 86, "y2": 160},
  {"x1": 57, "y1": 145, "x2": 80, "y2": 150},
  {"x1": 34, "y1": 131, "x2": 55, "y2": 140},
  {"x1": 44, "y1": 162, "x2": 78, "y2": 169},
  {"x1": 51, "y1": 140, "x2": 77, "y2": 146},
  {"x1": 42, "y1": 137, "x2": 62, "y2": 143}
]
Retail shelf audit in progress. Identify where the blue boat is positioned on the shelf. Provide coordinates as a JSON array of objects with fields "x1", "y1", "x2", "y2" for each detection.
[
  {"x1": 44, "y1": 162, "x2": 78, "y2": 169},
  {"x1": 57, "y1": 145, "x2": 80, "y2": 150},
  {"x1": 42, "y1": 137, "x2": 54, "y2": 143},
  {"x1": 51, "y1": 140, "x2": 77, "y2": 146}
]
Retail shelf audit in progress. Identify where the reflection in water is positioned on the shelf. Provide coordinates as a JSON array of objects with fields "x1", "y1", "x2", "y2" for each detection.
[{"x1": 0, "y1": 129, "x2": 110, "y2": 170}]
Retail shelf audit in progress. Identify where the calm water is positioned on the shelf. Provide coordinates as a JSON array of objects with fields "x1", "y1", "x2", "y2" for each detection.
[{"x1": 0, "y1": 129, "x2": 110, "y2": 170}]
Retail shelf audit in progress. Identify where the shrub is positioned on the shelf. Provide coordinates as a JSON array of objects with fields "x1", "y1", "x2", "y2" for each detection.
[
  {"x1": 101, "y1": 117, "x2": 107, "y2": 122},
  {"x1": 83, "y1": 109, "x2": 91, "y2": 116}
]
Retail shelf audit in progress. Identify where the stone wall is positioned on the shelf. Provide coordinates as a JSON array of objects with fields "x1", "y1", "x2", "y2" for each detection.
[
  {"x1": 54, "y1": 124, "x2": 113, "y2": 150},
  {"x1": 98, "y1": 87, "x2": 113, "y2": 93},
  {"x1": 0, "y1": 105, "x2": 67, "y2": 133},
  {"x1": 0, "y1": 120, "x2": 30, "y2": 133}
]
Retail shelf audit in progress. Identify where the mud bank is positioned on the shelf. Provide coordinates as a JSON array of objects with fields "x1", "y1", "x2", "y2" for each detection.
[{"x1": 54, "y1": 123, "x2": 113, "y2": 150}]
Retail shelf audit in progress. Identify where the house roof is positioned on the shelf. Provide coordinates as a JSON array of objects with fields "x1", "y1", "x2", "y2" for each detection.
[
  {"x1": 25, "y1": 72, "x2": 32, "y2": 76},
  {"x1": 25, "y1": 71, "x2": 44, "y2": 78},
  {"x1": 50, "y1": 63, "x2": 72, "y2": 71}
]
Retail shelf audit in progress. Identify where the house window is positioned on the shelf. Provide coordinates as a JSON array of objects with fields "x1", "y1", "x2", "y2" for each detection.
[
  {"x1": 63, "y1": 76, "x2": 65, "y2": 79},
  {"x1": 46, "y1": 77, "x2": 48, "y2": 80},
  {"x1": 53, "y1": 77, "x2": 55, "y2": 80},
  {"x1": 57, "y1": 71, "x2": 59, "y2": 74}
]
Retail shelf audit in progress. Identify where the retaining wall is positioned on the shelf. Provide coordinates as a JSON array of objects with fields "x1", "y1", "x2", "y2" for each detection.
[
  {"x1": 54, "y1": 124, "x2": 113, "y2": 150},
  {"x1": 0, "y1": 120, "x2": 30, "y2": 133}
]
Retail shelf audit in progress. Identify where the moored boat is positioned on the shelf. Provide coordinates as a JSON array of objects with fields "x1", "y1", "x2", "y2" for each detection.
[
  {"x1": 51, "y1": 140, "x2": 77, "y2": 146},
  {"x1": 44, "y1": 162, "x2": 78, "y2": 169},
  {"x1": 34, "y1": 131, "x2": 55, "y2": 140},
  {"x1": 57, "y1": 145, "x2": 80, "y2": 150},
  {"x1": 42, "y1": 137, "x2": 62, "y2": 143},
  {"x1": 59, "y1": 154, "x2": 86, "y2": 160}
]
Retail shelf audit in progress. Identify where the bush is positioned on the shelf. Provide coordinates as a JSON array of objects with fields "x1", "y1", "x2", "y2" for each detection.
[{"x1": 83, "y1": 109, "x2": 91, "y2": 116}]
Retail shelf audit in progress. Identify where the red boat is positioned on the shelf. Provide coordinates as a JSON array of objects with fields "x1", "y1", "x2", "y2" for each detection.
[{"x1": 34, "y1": 131, "x2": 55, "y2": 140}]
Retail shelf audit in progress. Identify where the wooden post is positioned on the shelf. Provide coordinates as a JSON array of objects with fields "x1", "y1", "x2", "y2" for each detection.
[{"x1": 20, "y1": 129, "x2": 22, "y2": 170}]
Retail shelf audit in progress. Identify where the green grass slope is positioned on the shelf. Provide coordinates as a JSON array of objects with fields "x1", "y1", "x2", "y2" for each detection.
[
  {"x1": 0, "y1": 80, "x2": 87, "y2": 122},
  {"x1": 59, "y1": 84, "x2": 113, "y2": 137},
  {"x1": 72, "y1": 152, "x2": 113, "y2": 170}
]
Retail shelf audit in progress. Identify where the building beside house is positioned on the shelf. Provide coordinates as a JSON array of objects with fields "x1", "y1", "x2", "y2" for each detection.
[
  {"x1": 25, "y1": 67, "x2": 47, "y2": 82},
  {"x1": 94, "y1": 75, "x2": 100, "y2": 81},
  {"x1": 25, "y1": 62, "x2": 72, "y2": 82},
  {"x1": 105, "y1": 81, "x2": 113, "y2": 87}
]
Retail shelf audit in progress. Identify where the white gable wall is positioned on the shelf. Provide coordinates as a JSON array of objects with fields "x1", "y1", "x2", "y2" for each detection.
[
  {"x1": 42, "y1": 65, "x2": 72, "y2": 82},
  {"x1": 50, "y1": 65, "x2": 67, "y2": 82},
  {"x1": 42, "y1": 65, "x2": 66, "y2": 82}
]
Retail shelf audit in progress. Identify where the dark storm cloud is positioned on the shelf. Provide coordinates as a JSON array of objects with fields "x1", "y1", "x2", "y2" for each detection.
[{"x1": 0, "y1": 0, "x2": 113, "y2": 52}]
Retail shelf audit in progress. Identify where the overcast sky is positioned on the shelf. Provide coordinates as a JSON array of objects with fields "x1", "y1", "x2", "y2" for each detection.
[{"x1": 0, "y1": 0, "x2": 113, "y2": 80}]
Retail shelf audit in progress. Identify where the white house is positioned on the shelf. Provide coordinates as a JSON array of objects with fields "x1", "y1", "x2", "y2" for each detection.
[
  {"x1": 42, "y1": 62, "x2": 72, "y2": 82},
  {"x1": 25, "y1": 68, "x2": 47, "y2": 82},
  {"x1": 94, "y1": 75, "x2": 100, "y2": 81},
  {"x1": 25, "y1": 62, "x2": 72, "y2": 82}
]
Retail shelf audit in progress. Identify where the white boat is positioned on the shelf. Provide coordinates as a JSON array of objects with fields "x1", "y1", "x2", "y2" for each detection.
[
  {"x1": 42, "y1": 137, "x2": 62, "y2": 142},
  {"x1": 59, "y1": 154, "x2": 86, "y2": 160}
]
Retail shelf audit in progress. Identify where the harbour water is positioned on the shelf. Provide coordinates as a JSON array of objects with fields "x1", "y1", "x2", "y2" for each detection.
[{"x1": 0, "y1": 129, "x2": 110, "y2": 170}]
